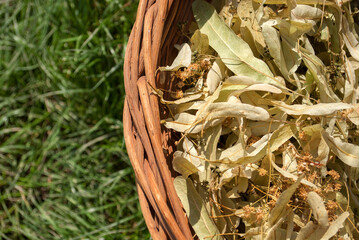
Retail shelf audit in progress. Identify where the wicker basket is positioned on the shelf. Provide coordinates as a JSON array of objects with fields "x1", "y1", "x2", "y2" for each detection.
[{"x1": 123, "y1": 1, "x2": 197, "y2": 239}]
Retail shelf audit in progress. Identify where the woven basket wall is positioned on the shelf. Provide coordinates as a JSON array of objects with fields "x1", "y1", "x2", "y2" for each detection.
[{"x1": 123, "y1": 1, "x2": 197, "y2": 239}]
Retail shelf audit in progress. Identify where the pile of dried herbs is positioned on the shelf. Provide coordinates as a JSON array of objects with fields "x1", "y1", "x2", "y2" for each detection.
[{"x1": 156, "y1": 0, "x2": 359, "y2": 239}]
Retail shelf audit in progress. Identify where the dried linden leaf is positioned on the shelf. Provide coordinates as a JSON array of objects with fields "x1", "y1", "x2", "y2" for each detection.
[
  {"x1": 160, "y1": 92, "x2": 203, "y2": 105},
  {"x1": 307, "y1": 191, "x2": 329, "y2": 227},
  {"x1": 160, "y1": 1, "x2": 358, "y2": 238},
  {"x1": 321, "y1": 212, "x2": 350, "y2": 240},
  {"x1": 278, "y1": 19, "x2": 314, "y2": 39},
  {"x1": 268, "y1": 176, "x2": 302, "y2": 226},
  {"x1": 173, "y1": 176, "x2": 223, "y2": 240},
  {"x1": 305, "y1": 191, "x2": 329, "y2": 239},
  {"x1": 207, "y1": 59, "x2": 226, "y2": 94},
  {"x1": 291, "y1": 5, "x2": 323, "y2": 21},
  {"x1": 200, "y1": 124, "x2": 222, "y2": 181},
  {"x1": 190, "y1": 30, "x2": 211, "y2": 55},
  {"x1": 271, "y1": 101, "x2": 353, "y2": 116},
  {"x1": 253, "y1": 0, "x2": 337, "y2": 5},
  {"x1": 172, "y1": 155, "x2": 199, "y2": 178},
  {"x1": 296, "y1": 221, "x2": 316, "y2": 240},
  {"x1": 348, "y1": 105, "x2": 359, "y2": 125},
  {"x1": 237, "y1": 0, "x2": 267, "y2": 56},
  {"x1": 271, "y1": 157, "x2": 318, "y2": 188},
  {"x1": 164, "y1": 112, "x2": 197, "y2": 133},
  {"x1": 343, "y1": 55, "x2": 357, "y2": 104},
  {"x1": 322, "y1": 130, "x2": 359, "y2": 168},
  {"x1": 301, "y1": 48, "x2": 340, "y2": 103},
  {"x1": 158, "y1": 43, "x2": 191, "y2": 71},
  {"x1": 200, "y1": 102, "x2": 270, "y2": 122},
  {"x1": 261, "y1": 19, "x2": 290, "y2": 78},
  {"x1": 342, "y1": 16, "x2": 359, "y2": 61},
  {"x1": 192, "y1": 0, "x2": 282, "y2": 87}
]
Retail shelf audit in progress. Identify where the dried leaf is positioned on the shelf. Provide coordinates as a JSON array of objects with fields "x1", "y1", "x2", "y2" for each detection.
[
  {"x1": 237, "y1": 0, "x2": 267, "y2": 56},
  {"x1": 281, "y1": 36, "x2": 302, "y2": 77},
  {"x1": 211, "y1": 204, "x2": 227, "y2": 235},
  {"x1": 322, "y1": 130, "x2": 359, "y2": 167},
  {"x1": 296, "y1": 221, "x2": 316, "y2": 240},
  {"x1": 200, "y1": 124, "x2": 222, "y2": 181},
  {"x1": 191, "y1": 30, "x2": 211, "y2": 55},
  {"x1": 201, "y1": 102, "x2": 270, "y2": 122},
  {"x1": 343, "y1": 55, "x2": 357, "y2": 104},
  {"x1": 226, "y1": 133, "x2": 269, "y2": 165},
  {"x1": 272, "y1": 101, "x2": 353, "y2": 116},
  {"x1": 225, "y1": 75, "x2": 258, "y2": 85},
  {"x1": 173, "y1": 155, "x2": 199, "y2": 178},
  {"x1": 342, "y1": 16, "x2": 359, "y2": 61},
  {"x1": 268, "y1": 124, "x2": 297, "y2": 152},
  {"x1": 220, "y1": 124, "x2": 296, "y2": 167},
  {"x1": 287, "y1": 0, "x2": 297, "y2": 10},
  {"x1": 291, "y1": 5, "x2": 323, "y2": 21},
  {"x1": 219, "y1": 81, "x2": 282, "y2": 101},
  {"x1": 307, "y1": 191, "x2": 329, "y2": 227},
  {"x1": 203, "y1": 124, "x2": 222, "y2": 162},
  {"x1": 218, "y1": 136, "x2": 247, "y2": 162},
  {"x1": 325, "y1": 13, "x2": 341, "y2": 54},
  {"x1": 253, "y1": 154, "x2": 271, "y2": 186},
  {"x1": 283, "y1": 147, "x2": 298, "y2": 173},
  {"x1": 321, "y1": 212, "x2": 350, "y2": 240},
  {"x1": 269, "y1": 176, "x2": 302, "y2": 226},
  {"x1": 174, "y1": 176, "x2": 223, "y2": 240},
  {"x1": 220, "y1": 188, "x2": 240, "y2": 230},
  {"x1": 207, "y1": 59, "x2": 226, "y2": 94},
  {"x1": 164, "y1": 112, "x2": 198, "y2": 133},
  {"x1": 181, "y1": 138, "x2": 205, "y2": 172},
  {"x1": 348, "y1": 105, "x2": 359, "y2": 125},
  {"x1": 278, "y1": 19, "x2": 314, "y2": 39},
  {"x1": 262, "y1": 19, "x2": 290, "y2": 78},
  {"x1": 286, "y1": 210, "x2": 295, "y2": 240},
  {"x1": 301, "y1": 49, "x2": 340, "y2": 103},
  {"x1": 265, "y1": 214, "x2": 287, "y2": 240},
  {"x1": 248, "y1": 112, "x2": 286, "y2": 136},
  {"x1": 219, "y1": 167, "x2": 240, "y2": 187},
  {"x1": 158, "y1": 43, "x2": 191, "y2": 71},
  {"x1": 271, "y1": 157, "x2": 318, "y2": 188},
  {"x1": 172, "y1": 101, "x2": 206, "y2": 112},
  {"x1": 193, "y1": 0, "x2": 282, "y2": 86},
  {"x1": 304, "y1": 192, "x2": 329, "y2": 240},
  {"x1": 237, "y1": 83, "x2": 282, "y2": 94},
  {"x1": 160, "y1": 92, "x2": 204, "y2": 105},
  {"x1": 161, "y1": 1, "x2": 358, "y2": 238},
  {"x1": 253, "y1": 0, "x2": 337, "y2": 5}
]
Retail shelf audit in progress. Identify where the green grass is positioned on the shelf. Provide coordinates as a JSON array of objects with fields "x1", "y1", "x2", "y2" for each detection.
[{"x1": 0, "y1": 0, "x2": 149, "y2": 239}]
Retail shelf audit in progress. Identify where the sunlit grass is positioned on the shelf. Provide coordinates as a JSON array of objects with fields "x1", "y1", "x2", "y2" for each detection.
[{"x1": 0, "y1": 0, "x2": 149, "y2": 239}]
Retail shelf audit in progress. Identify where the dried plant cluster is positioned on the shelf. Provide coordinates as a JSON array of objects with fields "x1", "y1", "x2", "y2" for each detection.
[{"x1": 156, "y1": 0, "x2": 359, "y2": 239}]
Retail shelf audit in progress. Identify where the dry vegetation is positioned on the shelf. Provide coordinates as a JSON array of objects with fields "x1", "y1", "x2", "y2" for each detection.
[{"x1": 157, "y1": 0, "x2": 359, "y2": 239}]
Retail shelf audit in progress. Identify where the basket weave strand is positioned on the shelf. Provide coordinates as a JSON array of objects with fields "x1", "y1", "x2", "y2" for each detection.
[{"x1": 123, "y1": 0, "x2": 196, "y2": 239}]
